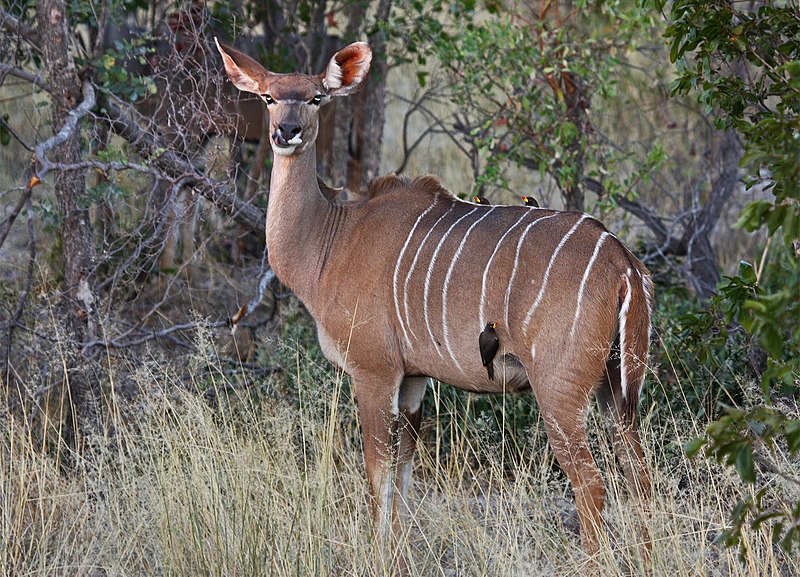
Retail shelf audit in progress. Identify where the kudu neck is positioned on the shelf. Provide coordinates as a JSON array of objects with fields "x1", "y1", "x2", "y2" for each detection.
[{"x1": 267, "y1": 145, "x2": 337, "y2": 299}]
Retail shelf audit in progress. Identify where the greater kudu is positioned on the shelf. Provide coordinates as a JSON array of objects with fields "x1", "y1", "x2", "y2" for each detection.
[{"x1": 215, "y1": 38, "x2": 653, "y2": 567}]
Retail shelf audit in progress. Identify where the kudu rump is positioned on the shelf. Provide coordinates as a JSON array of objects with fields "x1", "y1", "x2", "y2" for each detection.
[{"x1": 216, "y1": 39, "x2": 653, "y2": 562}]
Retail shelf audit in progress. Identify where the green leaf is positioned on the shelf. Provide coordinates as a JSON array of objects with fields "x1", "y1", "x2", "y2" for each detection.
[
  {"x1": 783, "y1": 60, "x2": 800, "y2": 79},
  {"x1": 737, "y1": 261, "x2": 757, "y2": 285},
  {"x1": 560, "y1": 121, "x2": 578, "y2": 144},
  {"x1": 735, "y1": 444, "x2": 755, "y2": 484},
  {"x1": 684, "y1": 437, "x2": 707, "y2": 457},
  {"x1": 786, "y1": 420, "x2": 800, "y2": 455}
]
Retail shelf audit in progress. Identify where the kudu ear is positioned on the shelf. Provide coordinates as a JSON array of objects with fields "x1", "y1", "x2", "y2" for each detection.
[
  {"x1": 215, "y1": 37, "x2": 273, "y2": 95},
  {"x1": 322, "y1": 42, "x2": 372, "y2": 96}
]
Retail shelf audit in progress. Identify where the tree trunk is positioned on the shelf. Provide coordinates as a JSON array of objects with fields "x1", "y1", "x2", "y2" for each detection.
[
  {"x1": 683, "y1": 129, "x2": 741, "y2": 300},
  {"x1": 37, "y1": 0, "x2": 101, "y2": 461},
  {"x1": 355, "y1": 0, "x2": 392, "y2": 191},
  {"x1": 562, "y1": 72, "x2": 588, "y2": 212},
  {"x1": 328, "y1": 1, "x2": 367, "y2": 190}
]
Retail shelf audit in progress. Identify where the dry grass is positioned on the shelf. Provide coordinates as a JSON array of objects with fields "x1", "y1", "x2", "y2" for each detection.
[{"x1": 1, "y1": 328, "x2": 797, "y2": 577}]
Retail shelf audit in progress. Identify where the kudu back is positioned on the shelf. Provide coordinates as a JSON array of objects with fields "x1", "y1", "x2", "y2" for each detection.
[{"x1": 215, "y1": 38, "x2": 653, "y2": 567}]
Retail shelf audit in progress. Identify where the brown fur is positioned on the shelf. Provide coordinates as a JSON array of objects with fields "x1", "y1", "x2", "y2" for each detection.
[{"x1": 366, "y1": 173, "x2": 449, "y2": 200}]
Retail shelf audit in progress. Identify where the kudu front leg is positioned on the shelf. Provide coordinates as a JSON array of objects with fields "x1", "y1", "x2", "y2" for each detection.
[{"x1": 354, "y1": 375, "x2": 426, "y2": 575}]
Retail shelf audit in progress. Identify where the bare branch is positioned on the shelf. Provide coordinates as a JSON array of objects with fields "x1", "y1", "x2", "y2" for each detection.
[
  {"x1": 82, "y1": 319, "x2": 228, "y2": 352},
  {"x1": 33, "y1": 79, "x2": 96, "y2": 180},
  {"x1": 0, "y1": 185, "x2": 32, "y2": 251},
  {"x1": 0, "y1": 62, "x2": 50, "y2": 91},
  {"x1": 0, "y1": 112, "x2": 34, "y2": 152},
  {"x1": 230, "y1": 268, "x2": 276, "y2": 330},
  {"x1": 100, "y1": 93, "x2": 267, "y2": 237},
  {"x1": 0, "y1": 7, "x2": 42, "y2": 51},
  {"x1": 2, "y1": 191, "x2": 36, "y2": 393}
]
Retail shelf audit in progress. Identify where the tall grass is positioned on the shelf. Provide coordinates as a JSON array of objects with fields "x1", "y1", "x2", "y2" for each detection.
[{"x1": 1, "y1": 332, "x2": 797, "y2": 577}]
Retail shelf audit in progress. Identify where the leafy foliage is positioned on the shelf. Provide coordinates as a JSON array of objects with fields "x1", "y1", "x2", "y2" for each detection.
[
  {"x1": 394, "y1": 0, "x2": 663, "y2": 209},
  {"x1": 664, "y1": 0, "x2": 800, "y2": 246},
  {"x1": 648, "y1": 281, "x2": 753, "y2": 422},
  {"x1": 652, "y1": 0, "x2": 800, "y2": 555},
  {"x1": 685, "y1": 405, "x2": 800, "y2": 555},
  {"x1": 93, "y1": 38, "x2": 158, "y2": 103}
]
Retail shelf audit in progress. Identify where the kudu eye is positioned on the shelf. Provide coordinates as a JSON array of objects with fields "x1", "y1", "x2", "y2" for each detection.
[
  {"x1": 262, "y1": 94, "x2": 275, "y2": 105},
  {"x1": 309, "y1": 94, "x2": 323, "y2": 106}
]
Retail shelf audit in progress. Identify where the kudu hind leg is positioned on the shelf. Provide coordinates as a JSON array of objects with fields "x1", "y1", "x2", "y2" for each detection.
[
  {"x1": 597, "y1": 358, "x2": 650, "y2": 501},
  {"x1": 538, "y1": 392, "x2": 606, "y2": 556},
  {"x1": 597, "y1": 358, "x2": 652, "y2": 566}
]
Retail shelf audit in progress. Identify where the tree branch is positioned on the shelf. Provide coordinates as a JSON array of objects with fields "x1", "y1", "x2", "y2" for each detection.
[
  {"x1": 33, "y1": 79, "x2": 96, "y2": 180},
  {"x1": 0, "y1": 63, "x2": 50, "y2": 91},
  {"x1": 100, "y1": 93, "x2": 267, "y2": 237},
  {"x1": 0, "y1": 8, "x2": 42, "y2": 51},
  {"x1": 0, "y1": 185, "x2": 32, "y2": 251}
]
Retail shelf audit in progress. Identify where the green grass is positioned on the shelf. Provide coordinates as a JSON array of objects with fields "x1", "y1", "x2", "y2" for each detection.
[{"x1": 2, "y1": 331, "x2": 797, "y2": 577}]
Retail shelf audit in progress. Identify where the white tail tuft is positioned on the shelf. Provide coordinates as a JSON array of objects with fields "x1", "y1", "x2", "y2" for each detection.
[{"x1": 618, "y1": 269, "x2": 633, "y2": 399}]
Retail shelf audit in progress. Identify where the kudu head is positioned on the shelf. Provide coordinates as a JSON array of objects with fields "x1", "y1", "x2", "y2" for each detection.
[{"x1": 215, "y1": 39, "x2": 372, "y2": 157}]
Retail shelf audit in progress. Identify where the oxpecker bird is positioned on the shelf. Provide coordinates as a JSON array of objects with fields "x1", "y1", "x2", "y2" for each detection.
[
  {"x1": 522, "y1": 195, "x2": 539, "y2": 208},
  {"x1": 473, "y1": 196, "x2": 491, "y2": 205},
  {"x1": 479, "y1": 322, "x2": 500, "y2": 381}
]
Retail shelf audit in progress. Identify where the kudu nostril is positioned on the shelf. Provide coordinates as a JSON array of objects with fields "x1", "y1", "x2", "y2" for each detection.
[{"x1": 278, "y1": 123, "x2": 302, "y2": 136}]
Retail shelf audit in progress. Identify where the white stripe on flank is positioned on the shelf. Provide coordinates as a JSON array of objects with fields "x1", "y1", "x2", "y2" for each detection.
[
  {"x1": 424, "y1": 208, "x2": 479, "y2": 356},
  {"x1": 523, "y1": 215, "x2": 589, "y2": 330},
  {"x1": 569, "y1": 231, "x2": 610, "y2": 338},
  {"x1": 504, "y1": 213, "x2": 560, "y2": 328},
  {"x1": 442, "y1": 207, "x2": 496, "y2": 371},
  {"x1": 392, "y1": 194, "x2": 439, "y2": 350},
  {"x1": 619, "y1": 269, "x2": 633, "y2": 399},
  {"x1": 402, "y1": 203, "x2": 455, "y2": 346},
  {"x1": 479, "y1": 211, "x2": 532, "y2": 328}
]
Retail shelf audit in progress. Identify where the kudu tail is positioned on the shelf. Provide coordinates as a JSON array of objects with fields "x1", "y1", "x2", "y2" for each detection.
[
  {"x1": 598, "y1": 263, "x2": 653, "y2": 510},
  {"x1": 607, "y1": 264, "x2": 654, "y2": 559},
  {"x1": 616, "y1": 266, "x2": 652, "y2": 427}
]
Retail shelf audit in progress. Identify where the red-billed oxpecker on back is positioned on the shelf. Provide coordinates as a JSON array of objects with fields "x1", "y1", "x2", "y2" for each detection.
[
  {"x1": 215, "y1": 37, "x2": 653, "y2": 568},
  {"x1": 479, "y1": 322, "x2": 500, "y2": 381},
  {"x1": 522, "y1": 195, "x2": 540, "y2": 208}
]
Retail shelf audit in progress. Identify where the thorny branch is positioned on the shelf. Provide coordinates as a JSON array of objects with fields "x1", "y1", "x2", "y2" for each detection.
[{"x1": 2, "y1": 65, "x2": 274, "y2": 357}]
